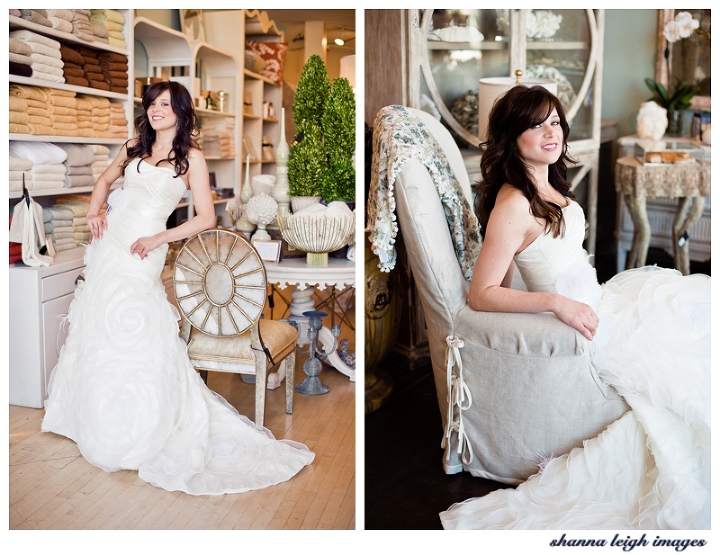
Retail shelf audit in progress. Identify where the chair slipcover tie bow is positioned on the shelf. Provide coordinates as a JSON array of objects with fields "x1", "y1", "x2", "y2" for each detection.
[{"x1": 442, "y1": 335, "x2": 474, "y2": 465}]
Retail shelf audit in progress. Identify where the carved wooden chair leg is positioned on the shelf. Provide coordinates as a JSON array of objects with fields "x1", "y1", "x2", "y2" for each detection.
[{"x1": 285, "y1": 350, "x2": 295, "y2": 414}]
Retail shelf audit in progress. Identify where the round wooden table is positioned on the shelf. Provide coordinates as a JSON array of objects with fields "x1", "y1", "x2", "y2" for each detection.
[{"x1": 615, "y1": 156, "x2": 711, "y2": 275}]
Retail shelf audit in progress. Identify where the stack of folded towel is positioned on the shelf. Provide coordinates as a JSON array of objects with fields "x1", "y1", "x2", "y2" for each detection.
[
  {"x1": 199, "y1": 129, "x2": 236, "y2": 159},
  {"x1": 98, "y1": 51, "x2": 129, "y2": 94},
  {"x1": 43, "y1": 206, "x2": 76, "y2": 252},
  {"x1": 71, "y1": 45, "x2": 108, "y2": 91},
  {"x1": 88, "y1": 144, "x2": 111, "y2": 180},
  {"x1": 77, "y1": 93, "x2": 111, "y2": 137},
  {"x1": 45, "y1": 9, "x2": 74, "y2": 34},
  {"x1": 109, "y1": 102, "x2": 129, "y2": 138},
  {"x1": 9, "y1": 95, "x2": 30, "y2": 134},
  {"x1": 17, "y1": 9, "x2": 52, "y2": 27},
  {"x1": 71, "y1": 9, "x2": 94, "y2": 43},
  {"x1": 90, "y1": 9, "x2": 126, "y2": 49},
  {"x1": 9, "y1": 84, "x2": 54, "y2": 135},
  {"x1": 9, "y1": 141, "x2": 68, "y2": 191},
  {"x1": 56, "y1": 143, "x2": 96, "y2": 188},
  {"x1": 9, "y1": 154, "x2": 33, "y2": 193},
  {"x1": 59, "y1": 44, "x2": 89, "y2": 88},
  {"x1": 55, "y1": 193, "x2": 108, "y2": 218},
  {"x1": 9, "y1": 29, "x2": 65, "y2": 84},
  {"x1": 53, "y1": 200, "x2": 91, "y2": 246},
  {"x1": 9, "y1": 36, "x2": 33, "y2": 78},
  {"x1": 42, "y1": 88, "x2": 79, "y2": 137}
]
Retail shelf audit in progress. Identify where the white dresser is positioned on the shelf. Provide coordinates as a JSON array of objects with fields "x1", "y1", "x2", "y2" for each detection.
[{"x1": 9, "y1": 247, "x2": 86, "y2": 408}]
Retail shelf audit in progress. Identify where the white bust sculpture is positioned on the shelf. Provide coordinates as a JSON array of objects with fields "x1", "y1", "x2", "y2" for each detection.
[{"x1": 636, "y1": 101, "x2": 668, "y2": 142}]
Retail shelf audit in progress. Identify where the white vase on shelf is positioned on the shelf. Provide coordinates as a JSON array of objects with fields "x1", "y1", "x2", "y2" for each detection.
[{"x1": 274, "y1": 107, "x2": 291, "y2": 216}]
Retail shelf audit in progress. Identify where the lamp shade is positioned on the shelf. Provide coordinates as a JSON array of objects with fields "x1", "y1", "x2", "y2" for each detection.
[{"x1": 477, "y1": 77, "x2": 557, "y2": 142}]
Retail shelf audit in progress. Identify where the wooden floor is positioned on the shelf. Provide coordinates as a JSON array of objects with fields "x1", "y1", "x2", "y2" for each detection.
[{"x1": 9, "y1": 286, "x2": 356, "y2": 530}]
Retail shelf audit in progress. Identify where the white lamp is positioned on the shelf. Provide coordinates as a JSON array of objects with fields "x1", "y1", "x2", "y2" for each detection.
[{"x1": 478, "y1": 70, "x2": 557, "y2": 142}]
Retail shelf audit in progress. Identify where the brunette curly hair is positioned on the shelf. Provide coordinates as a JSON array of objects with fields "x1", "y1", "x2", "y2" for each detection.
[
  {"x1": 474, "y1": 85, "x2": 576, "y2": 238},
  {"x1": 121, "y1": 80, "x2": 199, "y2": 178}
]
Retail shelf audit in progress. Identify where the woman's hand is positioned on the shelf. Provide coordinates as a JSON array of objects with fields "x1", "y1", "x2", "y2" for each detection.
[
  {"x1": 130, "y1": 235, "x2": 163, "y2": 260},
  {"x1": 552, "y1": 294, "x2": 599, "y2": 341},
  {"x1": 87, "y1": 213, "x2": 108, "y2": 239}
]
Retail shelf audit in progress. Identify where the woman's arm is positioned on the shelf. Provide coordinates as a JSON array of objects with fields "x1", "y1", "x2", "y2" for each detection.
[
  {"x1": 87, "y1": 142, "x2": 132, "y2": 239},
  {"x1": 130, "y1": 149, "x2": 216, "y2": 259},
  {"x1": 469, "y1": 189, "x2": 598, "y2": 340}
]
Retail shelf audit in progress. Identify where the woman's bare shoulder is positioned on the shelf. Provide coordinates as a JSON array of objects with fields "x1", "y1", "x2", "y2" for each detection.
[{"x1": 494, "y1": 184, "x2": 531, "y2": 217}]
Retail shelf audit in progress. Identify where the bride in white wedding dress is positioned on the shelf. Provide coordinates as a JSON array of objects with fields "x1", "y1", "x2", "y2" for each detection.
[
  {"x1": 440, "y1": 86, "x2": 709, "y2": 529},
  {"x1": 41, "y1": 81, "x2": 314, "y2": 495}
]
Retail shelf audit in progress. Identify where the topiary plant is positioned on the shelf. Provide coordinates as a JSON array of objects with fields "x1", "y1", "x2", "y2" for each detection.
[
  {"x1": 321, "y1": 77, "x2": 355, "y2": 202},
  {"x1": 289, "y1": 55, "x2": 330, "y2": 197}
]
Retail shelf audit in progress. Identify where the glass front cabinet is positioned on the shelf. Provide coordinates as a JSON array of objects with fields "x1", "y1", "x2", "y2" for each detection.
[{"x1": 411, "y1": 9, "x2": 605, "y2": 254}]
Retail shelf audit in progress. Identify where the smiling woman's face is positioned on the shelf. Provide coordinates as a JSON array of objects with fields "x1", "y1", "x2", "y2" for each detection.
[
  {"x1": 146, "y1": 89, "x2": 177, "y2": 132},
  {"x1": 516, "y1": 108, "x2": 563, "y2": 168}
]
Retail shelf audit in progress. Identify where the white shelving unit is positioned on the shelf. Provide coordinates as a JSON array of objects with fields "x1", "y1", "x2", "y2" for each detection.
[{"x1": 9, "y1": 10, "x2": 133, "y2": 408}]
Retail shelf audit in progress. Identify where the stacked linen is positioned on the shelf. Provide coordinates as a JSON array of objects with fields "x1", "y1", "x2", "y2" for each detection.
[
  {"x1": 9, "y1": 84, "x2": 54, "y2": 135},
  {"x1": 45, "y1": 9, "x2": 74, "y2": 34},
  {"x1": 199, "y1": 129, "x2": 235, "y2": 159},
  {"x1": 9, "y1": 141, "x2": 67, "y2": 191},
  {"x1": 75, "y1": 95, "x2": 94, "y2": 134},
  {"x1": 55, "y1": 193, "x2": 108, "y2": 219},
  {"x1": 53, "y1": 200, "x2": 91, "y2": 246},
  {"x1": 88, "y1": 144, "x2": 111, "y2": 180},
  {"x1": 9, "y1": 94, "x2": 30, "y2": 134},
  {"x1": 90, "y1": 21, "x2": 109, "y2": 44},
  {"x1": 17, "y1": 9, "x2": 51, "y2": 27},
  {"x1": 109, "y1": 102, "x2": 129, "y2": 138},
  {"x1": 56, "y1": 143, "x2": 96, "y2": 188},
  {"x1": 42, "y1": 88, "x2": 79, "y2": 137},
  {"x1": 9, "y1": 36, "x2": 33, "y2": 78},
  {"x1": 71, "y1": 45, "x2": 109, "y2": 91},
  {"x1": 90, "y1": 9, "x2": 126, "y2": 49},
  {"x1": 70, "y1": 9, "x2": 94, "y2": 43},
  {"x1": 9, "y1": 30, "x2": 64, "y2": 84},
  {"x1": 98, "y1": 51, "x2": 129, "y2": 94},
  {"x1": 9, "y1": 154, "x2": 33, "y2": 193},
  {"x1": 59, "y1": 44, "x2": 89, "y2": 88},
  {"x1": 43, "y1": 206, "x2": 76, "y2": 252},
  {"x1": 77, "y1": 94, "x2": 110, "y2": 137}
]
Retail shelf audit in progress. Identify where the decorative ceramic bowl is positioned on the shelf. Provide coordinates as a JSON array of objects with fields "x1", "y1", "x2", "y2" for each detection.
[{"x1": 277, "y1": 212, "x2": 355, "y2": 265}]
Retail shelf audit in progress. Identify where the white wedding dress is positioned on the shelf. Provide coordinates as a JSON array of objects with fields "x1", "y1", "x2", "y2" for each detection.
[
  {"x1": 42, "y1": 159, "x2": 314, "y2": 495},
  {"x1": 440, "y1": 200, "x2": 710, "y2": 530}
]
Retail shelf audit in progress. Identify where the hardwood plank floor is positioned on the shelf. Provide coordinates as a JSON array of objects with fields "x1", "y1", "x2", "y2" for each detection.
[
  {"x1": 9, "y1": 286, "x2": 356, "y2": 530},
  {"x1": 9, "y1": 356, "x2": 355, "y2": 530}
]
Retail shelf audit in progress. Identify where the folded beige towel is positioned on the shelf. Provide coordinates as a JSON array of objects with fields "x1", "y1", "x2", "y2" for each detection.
[
  {"x1": 9, "y1": 84, "x2": 47, "y2": 101},
  {"x1": 90, "y1": 9, "x2": 125, "y2": 25},
  {"x1": 88, "y1": 144, "x2": 111, "y2": 155},
  {"x1": 107, "y1": 37, "x2": 126, "y2": 49},
  {"x1": 32, "y1": 163, "x2": 67, "y2": 176},
  {"x1": 29, "y1": 115, "x2": 53, "y2": 126},
  {"x1": 22, "y1": 41, "x2": 62, "y2": 59},
  {"x1": 27, "y1": 123, "x2": 56, "y2": 135},
  {"x1": 47, "y1": 96, "x2": 77, "y2": 108},
  {"x1": 105, "y1": 21, "x2": 124, "y2": 33},
  {"x1": 9, "y1": 111, "x2": 30, "y2": 125},
  {"x1": 48, "y1": 17, "x2": 73, "y2": 33},
  {"x1": 9, "y1": 122, "x2": 31, "y2": 134},
  {"x1": 27, "y1": 107, "x2": 51, "y2": 117},
  {"x1": 53, "y1": 122, "x2": 79, "y2": 131},
  {"x1": 19, "y1": 10, "x2": 51, "y2": 27},
  {"x1": 42, "y1": 87, "x2": 76, "y2": 97},
  {"x1": 9, "y1": 154, "x2": 33, "y2": 171},
  {"x1": 8, "y1": 95, "x2": 28, "y2": 112},
  {"x1": 9, "y1": 37, "x2": 32, "y2": 56},
  {"x1": 48, "y1": 105, "x2": 75, "y2": 116},
  {"x1": 46, "y1": 9, "x2": 73, "y2": 21},
  {"x1": 9, "y1": 52, "x2": 32, "y2": 65},
  {"x1": 51, "y1": 114, "x2": 77, "y2": 124}
]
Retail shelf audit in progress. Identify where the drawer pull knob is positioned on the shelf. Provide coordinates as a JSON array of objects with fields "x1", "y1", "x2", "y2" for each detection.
[{"x1": 75, "y1": 275, "x2": 85, "y2": 285}]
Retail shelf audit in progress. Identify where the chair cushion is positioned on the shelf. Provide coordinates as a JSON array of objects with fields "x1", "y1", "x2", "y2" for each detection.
[{"x1": 187, "y1": 319, "x2": 297, "y2": 374}]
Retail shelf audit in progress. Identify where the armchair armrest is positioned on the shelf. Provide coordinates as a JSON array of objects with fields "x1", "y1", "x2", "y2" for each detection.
[{"x1": 454, "y1": 304, "x2": 590, "y2": 358}]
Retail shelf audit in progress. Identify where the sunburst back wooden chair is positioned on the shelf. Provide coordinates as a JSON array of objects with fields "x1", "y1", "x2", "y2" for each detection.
[{"x1": 173, "y1": 229, "x2": 297, "y2": 427}]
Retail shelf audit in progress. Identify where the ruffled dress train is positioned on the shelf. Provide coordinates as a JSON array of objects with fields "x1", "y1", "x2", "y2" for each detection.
[
  {"x1": 440, "y1": 201, "x2": 710, "y2": 529},
  {"x1": 42, "y1": 159, "x2": 314, "y2": 495}
]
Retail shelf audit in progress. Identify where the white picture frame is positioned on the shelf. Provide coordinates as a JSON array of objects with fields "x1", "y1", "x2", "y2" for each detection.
[
  {"x1": 253, "y1": 239, "x2": 282, "y2": 263},
  {"x1": 180, "y1": 9, "x2": 206, "y2": 43}
]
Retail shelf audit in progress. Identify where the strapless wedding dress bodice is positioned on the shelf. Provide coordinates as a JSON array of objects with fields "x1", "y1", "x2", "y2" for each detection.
[
  {"x1": 42, "y1": 158, "x2": 314, "y2": 495},
  {"x1": 440, "y1": 200, "x2": 710, "y2": 530}
]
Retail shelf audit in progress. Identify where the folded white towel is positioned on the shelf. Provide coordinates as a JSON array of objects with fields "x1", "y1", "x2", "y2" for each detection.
[
  {"x1": 46, "y1": 9, "x2": 74, "y2": 21},
  {"x1": 21, "y1": 41, "x2": 62, "y2": 59},
  {"x1": 29, "y1": 52, "x2": 64, "y2": 69},
  {"x1": 30, "y1": 63, "x2": 65, "y2": 78},
  {"x1": 56, "y1": 143, "x2": 95, "y2": 166},
  {"x1": 9, "y1": 29, "x2": 61, "y2": 49},
  {"x1": 9, "y1": 141, "x2": 67, "y2": 165},
  {"x1": 9, "y1": 154, "x2": 33, "y2": 171},
  {"x1": 30, "y1": 71, "x2": 66, "y2": 84}
]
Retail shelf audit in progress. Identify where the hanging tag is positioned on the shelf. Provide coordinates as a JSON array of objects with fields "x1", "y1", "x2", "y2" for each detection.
[
  {"x1": 677, "y1": 231, "x2": 689, "y2": 248},
  {"x1": 45, "y1": 236, "x2": 56, "y2": 256}
]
